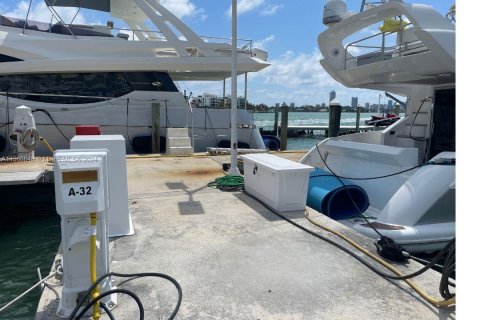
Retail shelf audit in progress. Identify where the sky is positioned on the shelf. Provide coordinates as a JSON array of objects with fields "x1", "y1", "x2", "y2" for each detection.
[{"x1": 0, "y1": 0, "x2": 455, "y2": 107}]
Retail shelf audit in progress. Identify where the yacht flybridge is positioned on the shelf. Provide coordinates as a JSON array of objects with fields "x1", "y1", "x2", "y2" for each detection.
[
  {"x1": 0, "y1": 0, "x2": 270, "y2": 155},
  {"x1": 302, "y1": 0, "x2": 455, "y2": 253}
]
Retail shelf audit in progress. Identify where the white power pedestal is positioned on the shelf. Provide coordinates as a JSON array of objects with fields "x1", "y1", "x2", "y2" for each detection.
[
  {"x1": 70, "y1": 135, "x2": 134, "y2": 237},
  {"x1": 54, "y1": 150, "x2": 117, "y2": 318},
  {"x1": 12, "y1": 106, "x2": 37, "y2": 159}
]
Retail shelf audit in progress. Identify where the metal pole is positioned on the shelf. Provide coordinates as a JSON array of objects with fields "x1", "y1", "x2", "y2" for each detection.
[
  {"x1": 244, "y1": 73, "x2": 248, "y2": 110},
  {"x1": 223, "y1": 79, "x2": 226, "y2": 108},
  {"x1": 22, "y1": 0, "x2": 33, "y2": 35},
  {"x1": 280, "y1": 103, "x2": 289, "y2": 150},
  {"x1": 228, "y1": 0, "x2": 240, "y2": 176},
  {"x1": 151, "y1": 102, "x2": 160, "y2": 153},
  {"x1": 273, "y1": 103, "x2": 279, "y2": 137}
]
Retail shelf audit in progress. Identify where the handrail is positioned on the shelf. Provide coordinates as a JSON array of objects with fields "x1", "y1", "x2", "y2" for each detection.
[
  {"x1": 369, "y1": 116, "x2": 401, "y2": 130},
  {"x1": 344, "y1": 20, "x2": 424, "y2": 69},
  {"x1": 3, "y1": 15, "x2": 255, "y2": 54},
  {"x1": 360, "y1": 0, "x2": 386, "y2": 12},
  {"x1": 44, "y1": 3, "x2": 77, "y2": 39},
  {"x1": 0, "y1": 92, "x2": 188, "y2": 108}
]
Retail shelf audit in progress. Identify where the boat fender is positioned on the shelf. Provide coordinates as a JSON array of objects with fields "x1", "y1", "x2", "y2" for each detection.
[{"x1": 307, "y1": 168, "x2": 369, "y2": 220}]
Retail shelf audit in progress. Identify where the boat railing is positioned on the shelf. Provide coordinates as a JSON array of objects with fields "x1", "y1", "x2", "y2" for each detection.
[
  {"x1": 369, "y1": 116, "x2": 401, "y2": 130},
  {"x1": 446, "y1": 4, "x2": 456, "y2": 23},
  {"x1": 344, "y1": 20, "x2": 429, "y2": 70},
  {"x1": 0, "y1": 92, "x2": 192, "y2": 114},
  {"x1": 360, "y1": 0, "x2": 387, "y2": 12},
  {"x1": 0, "y1": 15, "x2": 256, "y2": 57}
]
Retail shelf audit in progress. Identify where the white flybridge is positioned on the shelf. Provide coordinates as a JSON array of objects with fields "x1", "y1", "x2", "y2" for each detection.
[
  {"x1": 0, "y1": 0, "x2": 269, "y2": 156},
  {"x1": 301, "y1": 0, "x2": 455, "y2": 253}
]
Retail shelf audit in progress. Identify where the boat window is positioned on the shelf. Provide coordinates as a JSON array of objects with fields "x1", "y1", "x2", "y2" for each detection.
[
  {"x1": 124, "y1": 72, "x2": 178, "y2": 92},
  {"x1": 0, "y1": 54, "x2": 23, "y2": 62},
  {"x1": 0, "y1": 72, "x2": 177, "y2": 104}
]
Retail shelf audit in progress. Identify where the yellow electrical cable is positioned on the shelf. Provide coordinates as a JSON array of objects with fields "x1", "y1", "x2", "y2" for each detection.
[
  {"x1": 40, "y1": 137, "x2": 55, "y2": 153},
  {"x1": 304, "y1": 209, "x2": 455, "y2": 307},
  {"x1": 90, "y1": 213, "x2": 101, "y2": 320}
]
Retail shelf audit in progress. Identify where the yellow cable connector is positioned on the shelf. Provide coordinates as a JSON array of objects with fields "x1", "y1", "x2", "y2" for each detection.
[{"x1": 40, "y1": 137, "x2": 55, "y2": 154}]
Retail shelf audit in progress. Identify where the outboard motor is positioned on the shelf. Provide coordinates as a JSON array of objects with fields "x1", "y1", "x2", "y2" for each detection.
[{"x1": 11, "y1": 106, "x2": 39, "y2": 159}]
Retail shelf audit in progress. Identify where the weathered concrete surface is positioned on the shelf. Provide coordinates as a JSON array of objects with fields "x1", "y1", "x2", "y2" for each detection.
[
  {"x1": 0, "y1": 157, "x2": 52, "y2": 185},
  {"x1": 36, "y1": 152, "x2": 455, "y2": 320}
]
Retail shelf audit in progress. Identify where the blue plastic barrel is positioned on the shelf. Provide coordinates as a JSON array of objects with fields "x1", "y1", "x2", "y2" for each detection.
[{"x1": 307, "y1": 168, "x2": 369, "y2": 220}]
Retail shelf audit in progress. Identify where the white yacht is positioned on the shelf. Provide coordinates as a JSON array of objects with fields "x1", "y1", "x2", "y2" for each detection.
[
  {"x1": 0, "y1": 0, "x2": 270, "y2": 156},
  {"x1": 302, "y1": 0, "x2": 455, "y2": 253}
]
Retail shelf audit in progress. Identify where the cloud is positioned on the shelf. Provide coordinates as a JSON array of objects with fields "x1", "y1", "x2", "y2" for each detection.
[
  {"x1": 5, "y1": 1, "x2": 88, "y2": 24},
  {"x1": 260, "y1": 4, "x2": 283, "y2": 16},
  {"x1": 226, "y1": 0, "x2": 266, "y2": 17},
  {"x1": 160, "y1": 0, "x2": 199, "y2": 19},
  {"x1": 4, "y1": 1, "x2": 202, "y2": 24},
  {"x1": 252, "y1": 49, "x2": 335, "y2": 87},
  {"x1": 253, "y1": 35, "x2": 275, "y2": 50}
]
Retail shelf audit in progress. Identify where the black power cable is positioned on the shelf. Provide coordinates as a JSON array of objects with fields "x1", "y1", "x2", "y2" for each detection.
[
  {"x1": 32, "y1": 109, "x2": 69, "y2": 141},
  {"x1": 314, "y1": 144, "x2": 385, "y2": 240},
  {"x1": 270, "y1": 208, "x2": 455, "y2": 282},
  {"x1": 68, "y1": 271, "x2": 182, "y2": 320},
  {"x1": 311, "y1": 143, "x2": 455, "y2": 262},
  {"x1": 74, "y1": 289, "x2": 144, "y2": 320}
]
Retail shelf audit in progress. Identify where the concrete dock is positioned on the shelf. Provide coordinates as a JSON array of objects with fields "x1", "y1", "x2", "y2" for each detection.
[
  {"x1": 0, "y1": 157, "x2": 52, "y2": 186},
  {"x1": 34, "y1": 152, "x2": 455, "y2": 319}
]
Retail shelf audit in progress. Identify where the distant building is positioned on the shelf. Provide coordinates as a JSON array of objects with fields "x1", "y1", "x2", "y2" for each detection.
[
  {"x1": 351, "y1": 97, "x2": 358, "y2": 109},
  {"x1": 191, "y1": 93, "x2": 246, "y2": 108},
  {"x1": 329, "y1": 90, "x2": 336, "y2": 103},
  {"x1": 387, "y1": 99, "x2": 393, "y2": 111},
  {"x1": 365, "y1": 102, "x2": 370, "y2": 111}
]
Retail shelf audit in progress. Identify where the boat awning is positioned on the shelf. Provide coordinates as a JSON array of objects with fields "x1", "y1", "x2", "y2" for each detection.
[{"x1": 44, "y1": 0, "x2": 110, "y2": 12}]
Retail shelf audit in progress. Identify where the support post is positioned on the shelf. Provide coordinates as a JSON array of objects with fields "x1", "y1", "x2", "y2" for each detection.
[
  {"x1": 152, "y1": 102, "x2": 160, "y2": 153},
  {"x1": 228, "y1": 0, "x2": 240, "y2": 176},
  {"x1": 394, "y1": 104, "x2": 401, "y2": 116},
  {"x1": 355, "y1": 107, "x2": 361, "y2": 133},
  {"x1": 244, "y1": 73, "x2": 248, "y2": 109},
  {"x1": 223, "y1": 79, "x2": 226, "y2": 108},
  {"x1": 280, "y1": 103, "x2": 288, "y2": 150},
  {"x1": 328, "y1": 100, "x2": 341, "y2": 138},
  {"x1": 274, "y1": 103, "x2": 279, "y2": 137}
]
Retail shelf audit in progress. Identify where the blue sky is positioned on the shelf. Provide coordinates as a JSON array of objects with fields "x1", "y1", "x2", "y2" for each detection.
[{"x1": 1, "y1": 0, "x2": 454, "y2": 106}]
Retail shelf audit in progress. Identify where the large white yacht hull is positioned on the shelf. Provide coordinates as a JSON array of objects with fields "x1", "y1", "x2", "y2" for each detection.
[{"x1": 0, "y1": 91, "x2": 265, "y2": 156}]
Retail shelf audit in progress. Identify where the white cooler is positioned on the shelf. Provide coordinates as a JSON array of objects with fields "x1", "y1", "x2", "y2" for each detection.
[{"x1": 241, "y1": 154, "x2": 314, "y2": 212}]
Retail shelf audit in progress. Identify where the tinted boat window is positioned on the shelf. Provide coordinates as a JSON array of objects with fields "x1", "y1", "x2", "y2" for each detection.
[
  {"x1": 0, "y1": 72, "x2": 177, "y2": 104},
  {"x1": 0, "y1": 54, "x2": 22, "y2": 62},
  {"x1": 124, "y1": 72, "x2": 177, "y2": 92}
]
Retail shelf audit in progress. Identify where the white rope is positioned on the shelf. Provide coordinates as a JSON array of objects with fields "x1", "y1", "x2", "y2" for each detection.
[{"x1": 0, "y1": 271, "x2": 57, "y2": 314}]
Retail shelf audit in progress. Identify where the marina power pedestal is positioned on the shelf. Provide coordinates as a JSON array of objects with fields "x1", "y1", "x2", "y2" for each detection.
[
  {"x1": 12, "y1": 106, "x2": 38, "y2": 159},
  {"x1": 70, "y1": 135, "x2": 134, "y2": 237},
  {"x1": 54, "y1": 150, "x2": 117, "y2": 318}
]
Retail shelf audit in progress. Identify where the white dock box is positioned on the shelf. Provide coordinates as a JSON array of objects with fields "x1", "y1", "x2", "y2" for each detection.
[{"x1": 241, "y1": 154, "x2": 314, "y2": 212}]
